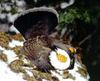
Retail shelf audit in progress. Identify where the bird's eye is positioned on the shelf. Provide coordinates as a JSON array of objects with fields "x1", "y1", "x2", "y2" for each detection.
[{"x1": 56, "y1": 52, "x2": 67, "y2": 63}]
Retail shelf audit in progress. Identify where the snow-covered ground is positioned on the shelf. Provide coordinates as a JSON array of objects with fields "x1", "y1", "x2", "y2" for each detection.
[
  {"x1": 0, "y1": 61, "x2": 26, "y2": 81},
  {"x1": 0, "y1": 31, "x2": 90, "y2": 81},
  {"x1": 0, "y1": 40, "x2": 26, "y2": 81}
]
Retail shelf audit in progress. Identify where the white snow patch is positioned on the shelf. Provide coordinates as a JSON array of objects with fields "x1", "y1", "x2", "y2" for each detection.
[
  {"x1": 7, "y1": 13, "x2": 19, "y2": 23},
  {"x1": 23, "y1": 58, "x2": 29, "y2": 64},
  {"x1": 25, "y1": 69, "x2": 33, "y2": 77},
  {"x1": 2, "y1": 3, "x2": 11, "y2": 11},
  {"x1": 42, "y1": 79, "x2": 49, "y2": 81},
  {"x1": 60, "y1": 0, "x2": 75, "y2": 9},
  {"x1": 0, "y1": 13, "x2": 7, "y2": 19},
  {"x1": 0, "y1": 61, "x2": 26, "y2": 81},
  {"x1": 51, "y1": 61, "x2": 90, "y2": 81},
  {"x1": 51, "y1": 71, "x2": 74, "y2": 81},
  {"x1": 0, "y1": 46, "x2": 5, "y2": 51},
  {"x1": 3, "y1": 50, "x2": 18, "y2": 63},
  {"x1": 34, "y1": 0, "x2": 38, "y2": 3},
  {"x1": 9, "y1": 40, "x2": 23, "y2": 48},
  {"x1": 16, "y1": 0, "x2": 26, "y2": 8},
  {"x1": 9, "y1": 25, "x2": 20, "y2": 33}
]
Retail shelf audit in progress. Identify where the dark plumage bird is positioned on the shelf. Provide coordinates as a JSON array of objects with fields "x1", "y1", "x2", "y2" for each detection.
[
  {"x1": 14, "y1": 7, "x2": 75, "y2": 72},
  {"x1": 23, "y1": 35, "x2": 54, "y2": 71},
  {"x1": 23, "y1": 34, "x2": 75, "y2": 72}
]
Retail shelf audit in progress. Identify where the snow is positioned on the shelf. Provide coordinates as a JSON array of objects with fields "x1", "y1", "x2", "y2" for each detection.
[
  {"x1": 51, "y1": 71, "x2": 74, "y2": 81},
  {"x1": 0, "y1": 39, "x2": 23, "y2": 64},
  {"x1": 9, "y1": 40, "x2": 23, "y2": 48},
  {"x1": 0, "y1": 46, "x2": 5, "y2": 50},
  {"x1": 42, "y1": 79, "x2": 49, "y2": 81},
  {"x1": 16, "y1": 0, "x2": 26, "y2": 8},
  {"x1": 60, "y1": 0, "x2": 75, "y2": 9},
  {"x1": 51, "y1": 65, "x2": 89, "y2": 81},
  {"x1": 9, "y1": 25, "x2": 20, "y2": 33},
  {"x1": 0, "y1": 42, "x2": 26, "y2": 81},
  {"x1": 2, "y1": 3, "x2": 11, "y2": 11},
  {"x1": 34, "y1": 0, "x2": 38, "y2": 3},
  {"x1": 3, "y1": 49, "x2": 18, "y2": 64},
  {"x1": 0, "y1": 61, "x2": 26, "y2": 81},
  {"x1": 0, "y1": 37, "x2": 90, "y2": 81},
  {"x1": 0, "y1": 0, "x2": 26, "y2": 25},
  {"x1": 0, "y1": 13, "x2": 7, "y2": 20},
  {"x1": 50, "y1": 60, "x2": 90, "y2": 81},
  {"x1": 7, "y1": 13, "x2": 19, "y2": 23},
  {"x1": 25, "y1": 69, "x2": 33, "y2": 77}
]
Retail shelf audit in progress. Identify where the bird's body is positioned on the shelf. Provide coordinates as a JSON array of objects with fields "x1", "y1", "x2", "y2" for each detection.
[
  {"x1": 23, "y1": 33, "x2": 75, "y2": 72},
  {"x1": 13, "y1": 7, "x2": 75, "y2": 72},
  {"x1": 23, "y1": 35, "x2": 54, "y2": 71}
]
